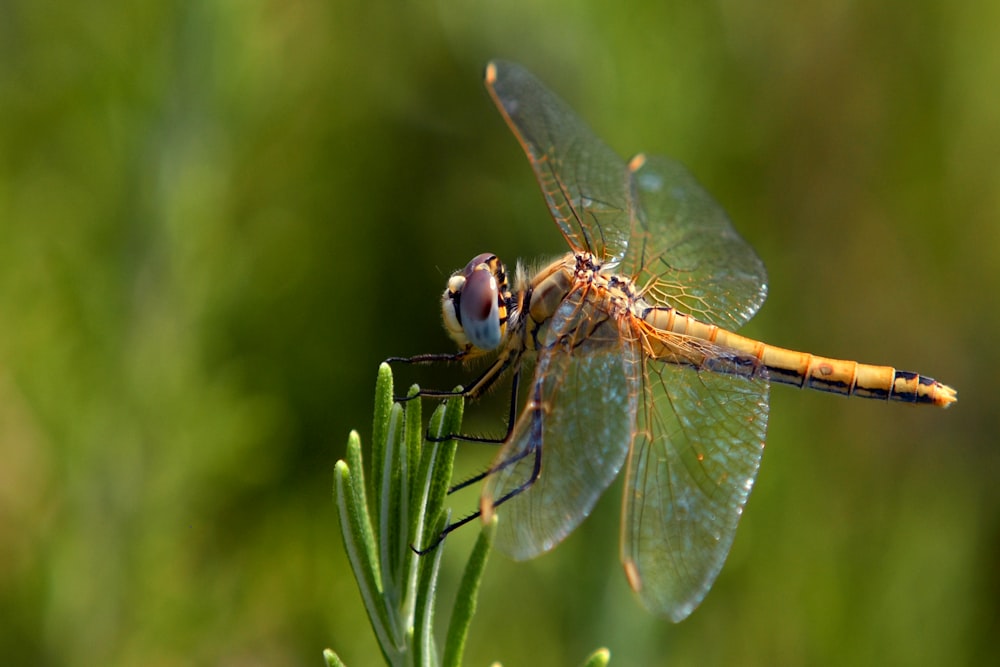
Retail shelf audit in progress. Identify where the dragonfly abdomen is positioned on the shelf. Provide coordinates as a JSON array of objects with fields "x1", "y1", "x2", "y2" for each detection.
[
  {"x1": 756, "y1": 345, "x2": 956, "y2": 406},
  {"x1": 643, "y1": 306, "x2": 956, "y2": 407}
]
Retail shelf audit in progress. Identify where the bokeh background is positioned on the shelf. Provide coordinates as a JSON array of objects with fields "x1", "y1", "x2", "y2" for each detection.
[{"x1": 2, "y1": 1, "x2": 997, "y2": 665}]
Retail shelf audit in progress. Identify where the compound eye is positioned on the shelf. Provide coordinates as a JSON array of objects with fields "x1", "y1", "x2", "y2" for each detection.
[
  {"x1": 440, "y1": 274, "x2": 465, "y2": 343},
  {"x1": 459, "y1": 265, "x2": 502, "y2": 350}
]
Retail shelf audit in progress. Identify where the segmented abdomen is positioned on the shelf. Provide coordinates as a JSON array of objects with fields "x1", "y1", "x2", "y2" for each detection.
[{"x1": 642, "y1": 307, "x2": 957, "y2": 407}]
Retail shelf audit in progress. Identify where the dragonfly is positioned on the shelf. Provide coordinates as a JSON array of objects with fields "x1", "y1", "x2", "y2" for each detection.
[{"x1": 390, "y1": 60, "x2": 957, "y2": 622}]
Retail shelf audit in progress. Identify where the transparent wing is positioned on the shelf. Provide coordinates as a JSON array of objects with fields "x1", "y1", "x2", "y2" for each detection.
[
  {"x1": 621, "y1": 343, "x2": 769, "y2": 621},
  {"x1": 485, "y1": 60, "x2": 636, "y2": 261},
  {"x1": 625, "y1": 155, "x2": 768, "y2": 329},
  {"x1": 483, "y1": 289, "x2": 641, "y2": 560},
  {"x1": 486, "y1": 61, "x2": 768, "y2": 329}
]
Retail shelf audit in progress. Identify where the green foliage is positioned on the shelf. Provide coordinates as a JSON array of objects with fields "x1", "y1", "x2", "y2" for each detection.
[
  {"x1": 328, "y1": 365, "x2": 610, "y2": 666},
  {"x1": 329, "y1": 364, "x2": 494, "y2": 667}
]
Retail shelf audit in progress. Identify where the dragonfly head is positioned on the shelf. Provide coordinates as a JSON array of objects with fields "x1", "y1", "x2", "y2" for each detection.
[{"x1": 441, "y1": 253, "x2": 511, "y2": 353}]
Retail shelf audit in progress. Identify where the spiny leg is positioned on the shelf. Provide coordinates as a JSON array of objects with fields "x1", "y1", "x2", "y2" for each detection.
[
  {"x1": 411, "y1": 434, "x2": 542, "y2": 555},
  {"x1": 385, "y1": 349, "x2": 507, "y2": 402},
  {"x1": 388, "y1": 349, "x2": 522, "y2": 444},
  {"x1": 427, "y1": 369, "x2": 521, "y2": 445},
  {"x1": 412, "y1": 375, "x2": 546, "y2": 554}
]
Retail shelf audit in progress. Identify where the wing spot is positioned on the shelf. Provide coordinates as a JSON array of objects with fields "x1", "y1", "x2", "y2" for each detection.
[{"x1": 623, "y1": 559, "x2": 643, "y2": 592}]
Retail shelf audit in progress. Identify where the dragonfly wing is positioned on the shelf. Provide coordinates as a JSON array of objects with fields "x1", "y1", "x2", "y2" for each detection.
[
  {"x1": 486, "y1": 61, "x2": 766, "y2": 329},
  {"x1": 483, "y1": 289, "x2": 641, "y2": 560},
  {"x1": 485, "y1": 60, "x2": 636, "y2": 261},
  {"x1": 626, "y1": 154, "x2": 768, "y2": 328},
  {"x1": 621, "y1": 350, "x2": 769, "y2": 621}
]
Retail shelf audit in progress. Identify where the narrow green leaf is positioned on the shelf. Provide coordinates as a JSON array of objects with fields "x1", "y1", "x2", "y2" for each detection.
[
  {"x1": 385, "y1": 384, "x2": 422, "y2": 607},
  {"x1": 413, "y1": 510, "x2": 448, "y2": 667},
  {"x1": 409, "y1": 392, "x2": 462, "y2": 559},
  {"x1": 343, "y1": 433, "x2": 381, "y2": 586},
  {"x1": 404, "y1": 385, "x2": 422, "y2": 505},
  {"x1": 323, "y1": 648, "x2": 347, "y2": 667},
  {"x1": 579, "y1": 648, "x2": 611, "y2": 667},
  {"x1": 409, "y1": 425, "x2": 438, "y2": 558},
  {"x1": 400, "y1": 385, "x2": 424, "y2": 628},
  {"x1": 379, "y1": 402, "x2": 404, "y2": 609},
  {"x1": 412, "y1": 393, "x2": 463, "y2": 666},
  {"x1": 442, "y1": 515, "x2": 496, "y2": 667},
  {"x1": 334, "y1": 454, "x2": 399, "y2": 658},
  {"x1": 371, "y1": 363, "x2": 394, "y2": 529},
  {"x1": 424, "y1": 393, "x2": 463, "y2": 530}
]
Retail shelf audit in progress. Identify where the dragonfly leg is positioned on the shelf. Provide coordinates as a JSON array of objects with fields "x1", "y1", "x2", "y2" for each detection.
[
  {"x1": 384, "y1": 350, "x2": 470, "y2": 402},
  {"x1": 389, "y1": 348, "x2": 522, "y2": 444},
  {"x1": 483, "y1": 386, "x2": 544, "y2": 510},
  {"x1": 410, "y1": 508, "x2": 481, "y2": 555},
  {"x1": 411, "y1": 433, "x2": 540, "y2": 555},
  {"x1": 428, "y1": 368, "x2": 520, "y2": 445},
  {"x1": 385, "y1": 349, "x2": 510, "y2": 402},
  {"x1": 486, "y1": 439, "x2": 541, "y2": 509}
]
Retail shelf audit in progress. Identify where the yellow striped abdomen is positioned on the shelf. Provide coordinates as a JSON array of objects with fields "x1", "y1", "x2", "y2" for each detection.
[{"x1": 641, "y1": 306, "x2": 957, "y2": 407}]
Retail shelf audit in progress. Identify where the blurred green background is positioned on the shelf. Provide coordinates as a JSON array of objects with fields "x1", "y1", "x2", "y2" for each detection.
[{"x1": 1, "y1": 1, "x2": 997, "y2": 665}]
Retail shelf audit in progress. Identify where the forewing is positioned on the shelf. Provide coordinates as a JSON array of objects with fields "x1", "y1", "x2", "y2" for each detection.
[
  {"x1": 485, "y1": 62, "x2": 767, "y2": 328},
  {"x1": 485, "y1": 60, "x2": 636, "y2": 261},
  {"x1": 625, "y1": 154, "x2": 768, "y2": 328},
  {"x1": 621, "y1": 348, "x2": 769, "y2": 621},
  {"x1": 483, "y1": 289, "x2": 640, "y2": 560}
]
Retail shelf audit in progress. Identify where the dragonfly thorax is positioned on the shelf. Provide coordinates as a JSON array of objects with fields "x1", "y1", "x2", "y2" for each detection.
[{"x1": 441, "y1": 253, "x2": 512, "y2": 353}]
